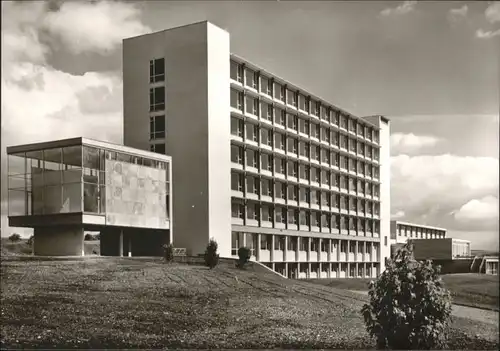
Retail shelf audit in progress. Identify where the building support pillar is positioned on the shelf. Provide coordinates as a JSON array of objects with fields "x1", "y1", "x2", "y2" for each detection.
[
  {"x1": 284, "y1": 236, "x2": 288, "y2": 261},
  {"x1": 270, "y1": 235, "x2": 275, "y2": 262},
  {"x1": 308, "y1": 262, "x2": 311, "y2": 279},
  {"x1": 317, "y1": 238, "x2": 322, "y2": 261},
  {"x1": 119, "y1": 229, "x2": 124, "y2": 257},
  {"x1": 128, "y1": 233, "x2": 132, "y2": 257},
  {"x1": 256, "y1": 233, "x2": 261, "y2": 261},
  {"x1": 295, "y1": 237, "x2": 300, "y2": 261},
  {"x1": 307, "y1": 237, "x2": 311, "y2": 262}
]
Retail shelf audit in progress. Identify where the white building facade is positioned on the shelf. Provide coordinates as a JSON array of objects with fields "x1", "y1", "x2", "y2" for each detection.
[{"x1": 122, "y1": 21, "x2": 391, "y2": 278}]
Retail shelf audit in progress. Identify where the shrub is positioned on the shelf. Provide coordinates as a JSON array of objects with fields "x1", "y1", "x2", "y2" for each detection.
[
  {"x1": 8, "y1": 233, "x2": 21, "y2": 242},
  {"x1": 163, "y1": 243, "x2": 174, "y2": 263},
  {"x1": 204, "y1": 238, "x2": 219, "y2": 269},
  {"x1": 26, "y1": 235, "x2": 34, "y2": 247},
  {"x1": 361, "y1": 242, "x2": 453, "y2": 350},
  {"x1": 84, "y1": 233, "x2": 95, "y2": 241},
  {"x1": 236, "y1": 247, "x2": 251, "y2": 269}
]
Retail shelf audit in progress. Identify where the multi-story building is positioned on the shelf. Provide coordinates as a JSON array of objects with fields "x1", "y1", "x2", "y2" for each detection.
[{"x1": 122, "y1": 21, "x2": 391, "y2": 278}]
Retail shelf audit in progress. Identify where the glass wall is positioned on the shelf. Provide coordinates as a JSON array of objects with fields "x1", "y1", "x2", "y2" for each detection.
[{"x1": 8, "y1": 143, "x2": 170, "y2": 218}]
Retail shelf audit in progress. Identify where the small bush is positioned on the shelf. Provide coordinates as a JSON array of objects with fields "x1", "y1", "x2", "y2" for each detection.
[
  {"x1": 163, "y1": 243, "x2": 174, "y2": 263},
  {"x1": 204, "y1": 238, "x2": 219, "y2": 269},
  {"x1": 8, "y1": 233, "x2": 21, "y2": 242},
  {"x1": 361, "y1": 242, "x2": 453, "y2": 350},
  {"x1": 26, "y1": 235, "x2": 34, "y2": 247},
  {"x1": 84, "y1": 233, "x2": 95, "y2": 241},
  {"x1": 236, "y1": 247, "x2": 251, "y2": 269}
]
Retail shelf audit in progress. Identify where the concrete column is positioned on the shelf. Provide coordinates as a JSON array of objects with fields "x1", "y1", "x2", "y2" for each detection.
[
  {"x1": 119, "y1": 230, "x2": 124, "y2": 257},
  {"x1": 317, "y1": 238, "x2": 321, "y2": 261},
  {"x1": 306, "y1": 237, "x2": 311, "y2": 261},
  {"x1": 327, "y1": 238, "x2": 331, "y2": 262},
  {"x1": 337, "y1": 239, "x2": 341, "y2": 261},
  {"x1": 242, "y1": 232, "x2": 247, "y2": 248},
  {"x1": 347, "y1": 262, "x2": 350, "y2": 278},
  {"x1": 327, "y1": 262, "x2": 331, "y2": 278},
  {"x1": 270, "y1": 234, "x2": 275, "y2": 262},
  {"x1": 128, "y1": 233, "x2": 132, "y2": 257},
  {"x1": 356, "y1": 262, "x2": 359, "y2": 277},
  {"x1": 295, "y1": 237, "x2": 299, "y2": 261},
  {"x1": 355, "y1": 240, "x2": 358, "y2": 262},
  {"x1": 363, "y1": 241, "x2": 366, "y2": 262},
  {"x1": 308, "y1": 262, "x2": 311, "y2": 279},
  {"x1": 285, "y1": 262, "x2": 288, "y2": 278},
  {"x1": 347, "y1": 239, "x2": 350, "y2": 262},
  {"x1": 337, "y1": 262, "x2": 340, "y2": 277},
  {"x1": 284, "y1": 235, "x2": 288, "y2": 261},
  {"x1": 256, "y1": 233, "x2": 261, "y2": 261},
  {"x1": 318, "y1": 262, "x2": 322, "y2": 277}
]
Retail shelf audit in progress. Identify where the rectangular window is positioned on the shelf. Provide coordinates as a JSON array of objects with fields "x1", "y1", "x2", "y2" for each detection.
[
  {"x1": 274, "y1": 82, "x2": 285, "y2": 102},
  {"x1": 288, "y1": 184, "x2": 298, "y2": 201},
  {"x1": 311, "y1": 123, "x2": 320, "y2": 139},
  {"x1": 261, "y1": 205, "x2": 273, "y2": 222},
  {"x1": 246, "y1": 176, "x2": 259, "y2": 195},
  {"x1": 287, "y1": 161, "x2": 298, "y2": 177},
  {"x1": 311, "y1": 100, "x2": 320, "y2": 117},
  {"x1": 261, "y1": 178, "x2": 273, "y2": 197},
  {"x1": 231, "y1": 117, "x2": 244, "y2": 137},
  {"x1": 260, "y1": 234, "x2": 272, "y2": 250},
  {"x1": 286, "y1": 89, "x2": 297, "y2": 107},
  {"x1": 149, "y1": 86, "x2": 165, "y2": 112},
  {"x1": 231, "y1": 202, "x2": 245, "y2": 219},
  {"x1": 320, "y1": 105, "x2": 328, "y2": 121},
  {"x1": 288, "y1": 209, "x2": 298, "y2": 224},
  {"x1": 274, "y1": 157, "x2": 286, "y2": 175},
  {"x1": 246, "y1": 123, "x2": 259, "y2": 143},
  {"x1": 261, "y1": 76, "x2": 272, "y2": 96},
  {"x1": 287, "y1": 113, "x2": 298, "y2": 131},
  {"x1": 299, "y1": 118, "x2": 310, "y2": 135},
  {"x1": 245, "y1": 68, "x2": 258, "y2": 89},
  {"x1": 274, "y1": 107, "x2": 285, "y2": 126},
  {"x1": 260, "y1": 128, "x2": 273, "y2": 147},
  {"x1": 247, "y1": 202, "x2": 259, "y2": 220},
  {"x1": 149, "y1": 115, "x2": 165, "y2": 140},
  {"x1": 340, "y1": 114, "x2": 348, "y2": 129},
  {"x1": 231, "y1": 172, "x2": 244, "y2": 191},
  {"x1": 246, "y1": 149, "x2": 258, "y2": 168},
  {"x1": 230, "y1": 61, "x2": 244, "y2": 83},
  {"x1": 260, "y1": 152, "x2": 273, "y2": 171},
  {"x1": 231, "y1": 145, "x2": 244, "y2": 164},
  {"x1": 245, "y1": 96, "x2": 259, "y2": 115},
  {"x1": 149, "y1": 58, "x2": 165, "y2": 83},
  {"x1": 260, "y1": 101, "x2": 272, "y2": 122},
  {"x1": 274, "y1": 132, "x2": 286, "y2": 151},
  {"x1": 298, "y1": 93, "x2": 307, "y2": 111},
  {"x1": 149, "y1": 143, "x2": 165, "y2": 154},
  {"x1": 230, "y1": 89, "x2": 243, "y2": 110},
  {"x1": 287, "y1": 137, "x2": 298, "y2": 154},
  {"x1": 275, "y1": 207, "x2": 287, "y2": 223}
]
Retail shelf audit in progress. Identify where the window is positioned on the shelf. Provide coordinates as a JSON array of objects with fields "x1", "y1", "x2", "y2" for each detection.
[
  {"x1": 340, "y1": 134, "x2": 348, "y2": 149},
  {"x1": 274, "y1": 82, "x2": 285, "y2": 102},
  {"x1": 349, "y1": 158, "x2": 357, "y2": 172},
  {"x1": 331, "y1": 152, "x2": 339, "y2": 167},
  {"x1": 231, "y1": 145, "x2": 244, "y2": 164},
  {"x1": 149, "y1": 87, "x2": 165, "y2": 112},
  {"x1": 332, "y1": 215, "x2": 339, "y2": 229},
  {"x1": 287, "y1": 113, "x2": 298, "y2": 131},
  {"x1": 321, "y1": 148, "x2": 330, "y2": 164},
  {"x1": 287, "y1": 89, "x2": 297, "y2": 107},
  {"x1": 261, "y1": 178, "x2": 273, "y2": 197},
  {"x1": 320, "y1": 106, "x2": 328, "y2": 121},
  {"x1": 260, "y1": 152, "x2": 273, "y2": 172},
  {"x1": 246, "y1": 149, "x2": 258, "y2": 168},
  {"x1": 246, "y1": 123, "x2": 259, "y2": 143},
  {"x1": 299, "y1": 141, "x2": 310, "y2": 158},
  {"x1": 333, "y1": 194, "x2": 340, "y2": 209},
  {"x1": 261, "y1": 234, "x2": 272, "y2": 250},
  {"x1": 231, "y1": 202, "x2": 245, "y2": 219},
  {"x1": 231, "y1": 117, "x2": 244, "y2": 137},
  {"x1": 245, "y1": 68, "x2": 258, "y2": 89},
  {"x1": 261, "y1": 76, "x2": 272, "y2": 95},
  {"x1": 230, "y1": 61, "x2": 243, "y2": 83},
  {"x1": 258, "y1": 205, "x2": 271, "y2": 222},
  {"x1": 358, "y1": 161, "x2": 365, "y2": 174},
  {"x1": 260, "y1": 128, "x2": 273, "y2": 147},
  {"x1": 246, "y1": 176, "x2": 259, "y2": 195},
  {"x1": 247, "y1": 202, "x2": 259, "y2": 220},
  {"x1": 321, "y1": 191, "x2": 329, "y2": 206},
  {"x1": 275, "y1": 207, "x2": 286, "y2": 223},
  {"x1": 299, "y1": 164, "x2": 310, "y2": 181},
  {"x1": 311, "y1": 167, "x2": 320, "y2": 183},
  {"x1": 332, "y1": 131, "x2": 339, "y2": 147},
  {"x1": 298, "y1": 93, "x2": 308, "y2": 111},
  {"x1": 231, "y1": 89, "x2": 243, "y2": 110},
  {"x1": 231, "y1": 172, "x2": 244, "y2": 191},
  {"x1": 274, "y1": 107, "x2": 286, "y2": 126},
  {"x1": 288, "y1": 185, "x2": 298, "y2": 201},
  {"x1": 349, "y1": 118, "x2": 356, "y2": 133},
  {"x1": 149, "y1": 143, "x2": 165, "y2": 154},
  {"x1": 261, "y1": 102, "x2": 273, "y2": 122},
  {"x1": 311, "y1": 123, "x2": 320, "y2": 139},
  {"x1": 357, "y1": 123, "x2": 364, "y2": 137},
  {"x1": 366, "y1": 127, "x2": 372, "y2": 141},
  {"x1": 299, "y1": 118, "x2": 310, "y2": 134},
  {"x1": 287, "y1": 161, "x2": 298, "y2": 178},
  {"x1": 340, "y1": 114, "x2": 348, "y2": 129},
  {"x1": 321, "y1": 170, "x2": 330, "y2": 185},
  {"x1": 350, "y1": 138, "x2": 357, "y2": 153},
  {"x1": 275, "y1": 132, "x2": 286, "y2": 151},
  {"x1": 149, "y1": 115, "x2": 165, "y2": 140},
  {"x1": 274, "y1": 157, "x2": 286, "y2": 175},
  {"x1": 311, "y1": 145, "x2": 320, "y2": 161},
  {"x1": 149, "y1": 58, "x2": 165, "y2": 83},
  {"x1": 288, "y1": 209, "x2": 298, "y2": 224},
  {"x1": 311, "y1": 100, "x2": 320, "y2": 116},
  {"x1": 287, "y1": 137, "x2": 298, "y2": 154},
  {"x1": 245, "y1": 96, "x2": 259, "y2": 115}
]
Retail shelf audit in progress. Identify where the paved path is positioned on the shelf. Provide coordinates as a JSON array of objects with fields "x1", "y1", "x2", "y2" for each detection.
[{"x1": 349, "y1": 290, "x2": 499, "y2": 325}]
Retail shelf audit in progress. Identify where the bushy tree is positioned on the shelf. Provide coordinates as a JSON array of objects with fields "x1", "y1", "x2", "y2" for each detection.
[
  {"x1": 8, "y1": 233, "x2": 21, "y2": 242},
  {"x1": 361, "y1": 242, "x2": 453, "y2": 350},
  {"x1": 163, "y1": 243, "x2": 174, "y2": 263},
  {"x1": 84, "y1": 233, "x2": 94, "y2": 241},
  {"x1": 204, "y1": 238, "x2": 219, "y2": 269},
  {"x1": 26, "y1": 235, "x2": 34, "y2": 247},
  {"x1": 236, "y1": 247, "x2": 251, "y2": 269}
]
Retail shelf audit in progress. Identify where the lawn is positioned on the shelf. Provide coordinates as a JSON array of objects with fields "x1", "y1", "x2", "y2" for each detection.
[
  {"x1": 1, "y1": 258, "x2": 498, "y2": 349},
  {"x1": 306, "y1": 273, "x2": 500, "y2": 311}
]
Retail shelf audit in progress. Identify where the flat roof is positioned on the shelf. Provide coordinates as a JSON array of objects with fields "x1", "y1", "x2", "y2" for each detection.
[
  {"x1": 391, "y1": 220, "x2": 447, "y2": 232},
  {"x1": 6, "y1": 137, "x2": 172, "y2": 163},
  {"x1": 230, "y1": 54, "x2": 384, "y2": 130}
]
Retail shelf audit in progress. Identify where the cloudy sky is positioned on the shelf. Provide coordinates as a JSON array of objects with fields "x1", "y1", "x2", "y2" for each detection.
[{"x1": 1, "y1": 0, "x2": 499, "y2": 250}]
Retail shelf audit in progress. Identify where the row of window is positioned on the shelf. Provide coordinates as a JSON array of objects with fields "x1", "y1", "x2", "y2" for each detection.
[
  {"x1": 232, "y1": 173, "x2": 380, "y2": 210},
  {"x1": 232, "y1": 202, "x2": 380, "y2": 231},
  {"x1": 397, "y1": 225, "x2": 445, "y2": 238},
  {"x1": 232, "y1": 232, "x2": 380, "y2": 253},
  {"x1": 231, "y1": 145, "x2": 381, "y2": 187},
  {"x1": 229, "y1": 64, "x2": 379, "y2": 143},
  {"x1": 231, "y1": 117, "x2": 380, "y2": 162},
  {"x1": 149, "y1": 59, "x2": 167, "y2": 155}
]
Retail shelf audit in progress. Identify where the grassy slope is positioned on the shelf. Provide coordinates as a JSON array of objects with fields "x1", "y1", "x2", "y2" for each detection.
[
  {"x1": 307, "y1": 273, "x2": 499, "y2": 311},
  {"x1": 1, "y1": 258, "x2": 498, "y2": 349},
  {"x1": 1, "y1": 239, "x2": 100, "y2": 256}
]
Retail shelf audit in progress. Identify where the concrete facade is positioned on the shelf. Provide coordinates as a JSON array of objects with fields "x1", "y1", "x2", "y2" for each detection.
[
  {"x1": 122, "y1": 21, "x2": 390, "y2": 278},
  {"x1": 411, "y1": 238, "x2": 471, "y2": 260},
  {"x1": 7, "y1": 137, "x2": 172, "y2": 256},
  {"x1": 390, "y1": 220, "x2": 446, "y2": 245}
]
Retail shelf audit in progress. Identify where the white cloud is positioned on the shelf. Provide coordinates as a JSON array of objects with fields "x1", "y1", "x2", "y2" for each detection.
[
  {"x1": 1, "y1": 1, "x2": 149, "y2": 236},
  {"x1": 485, "y1": 2, "x2": 500, "y2": 24},
  {"x1": 391, "y1": 154, "x2": 499, "y2": 232},
  {"x1": 476, "y1": 28, "x2": 500, "y2": 39},
  {"x1": 454, "y1": 195, "x2": 499, "y2": 222},
  {"x1": 447, "y1": 5, "x2": 468, "y2": 23},
  {"x1": 43, "y1": 1, "x2": 151, "y2": 55},
  {"x1": 391, "y1": 133, "x2": 441, "y2": 154},
  {"x1": 391, "y1": 210, "x2": 405, "y2": 219},
  {"x1": 380, "y1": 1, "x2": 417, "y2": 17}
]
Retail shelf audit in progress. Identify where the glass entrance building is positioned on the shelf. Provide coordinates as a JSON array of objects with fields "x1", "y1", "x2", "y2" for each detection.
[{"x1": 7, "y1": 137, "x2": 172, "y2": 256}]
